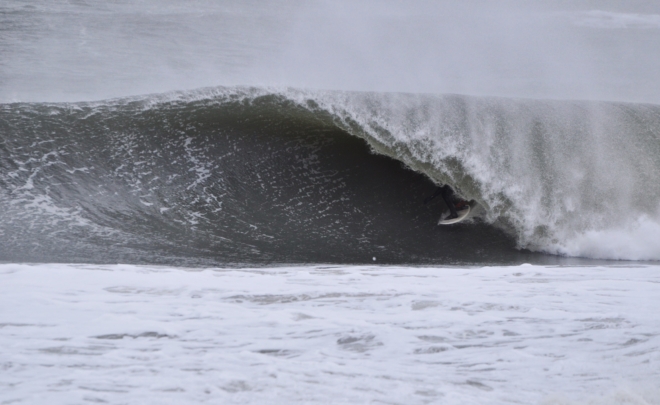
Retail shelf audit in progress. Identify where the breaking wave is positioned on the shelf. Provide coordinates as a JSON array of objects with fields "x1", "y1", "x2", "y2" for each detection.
[{"x1": 1, "y1": 86, "x2": 659, "y2": 264}]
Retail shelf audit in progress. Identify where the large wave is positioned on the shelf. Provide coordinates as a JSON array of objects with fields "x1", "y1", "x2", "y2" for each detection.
[
  {"x1": 1, "y1": 87, "x2": 659, "y2": 264},
  {"x1": 289, "y1": 88, "x2": 660, "y2": 260}
]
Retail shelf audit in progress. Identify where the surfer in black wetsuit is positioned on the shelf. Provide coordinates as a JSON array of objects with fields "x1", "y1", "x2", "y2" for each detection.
[{"x1": 424, "y1": 185, "x2": 466, "y2": 220}]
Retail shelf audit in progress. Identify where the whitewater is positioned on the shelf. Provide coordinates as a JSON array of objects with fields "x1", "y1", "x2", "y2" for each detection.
[
  {"x1": 1, "y1": 1, "x2": 660, "y2": 404},
  {"x1": 2, "y1": 263, "x2": 660, "y2": 405}
]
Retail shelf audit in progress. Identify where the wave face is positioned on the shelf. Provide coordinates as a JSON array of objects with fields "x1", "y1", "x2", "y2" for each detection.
[{"x1": 1, "y1": 87, "x2": 659, "y2": 264}]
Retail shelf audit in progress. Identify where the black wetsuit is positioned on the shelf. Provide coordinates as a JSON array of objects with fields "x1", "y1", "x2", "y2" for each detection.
[{"x1": 424, "y1": 185, "x2": 459, "y2": 219}]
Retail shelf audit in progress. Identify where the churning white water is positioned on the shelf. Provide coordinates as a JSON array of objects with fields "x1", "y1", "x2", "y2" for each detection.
[{"x1": 1, "y1": 263, "x2": 659, "y2": 404}]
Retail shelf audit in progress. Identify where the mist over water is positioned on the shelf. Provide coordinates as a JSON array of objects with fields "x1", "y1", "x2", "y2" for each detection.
[{"x1": 3, "y1": 0, "x2": 660, "y2": 103}]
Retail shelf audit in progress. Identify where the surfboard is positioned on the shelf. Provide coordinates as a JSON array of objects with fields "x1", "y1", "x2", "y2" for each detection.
[{"x1": 438, "y1": 203, "x2": 471, "y2": 225}]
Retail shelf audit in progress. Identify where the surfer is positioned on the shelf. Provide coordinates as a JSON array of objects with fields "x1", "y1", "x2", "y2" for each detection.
[{"x1": 424, "y1": 185, "x2": 467, "y2": 220}]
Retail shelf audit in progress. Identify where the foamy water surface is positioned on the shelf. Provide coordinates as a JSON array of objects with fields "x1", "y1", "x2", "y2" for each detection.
[{"x1": 1, "y1": 263, "x2": 659, "y2": 404}]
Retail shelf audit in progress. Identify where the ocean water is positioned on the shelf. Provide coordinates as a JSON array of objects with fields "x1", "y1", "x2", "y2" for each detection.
[
  {"x1": 1, "y1": 263, "x2": 660, "y2": 404},
  {"x1": 1, "y1": 1, "x2": 659, "y2": 403}
]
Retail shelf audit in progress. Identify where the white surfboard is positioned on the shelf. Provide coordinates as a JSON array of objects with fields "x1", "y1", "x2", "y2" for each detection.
[{"x1": 438, "y1": 204, "x2": 471, "y2": 225}]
